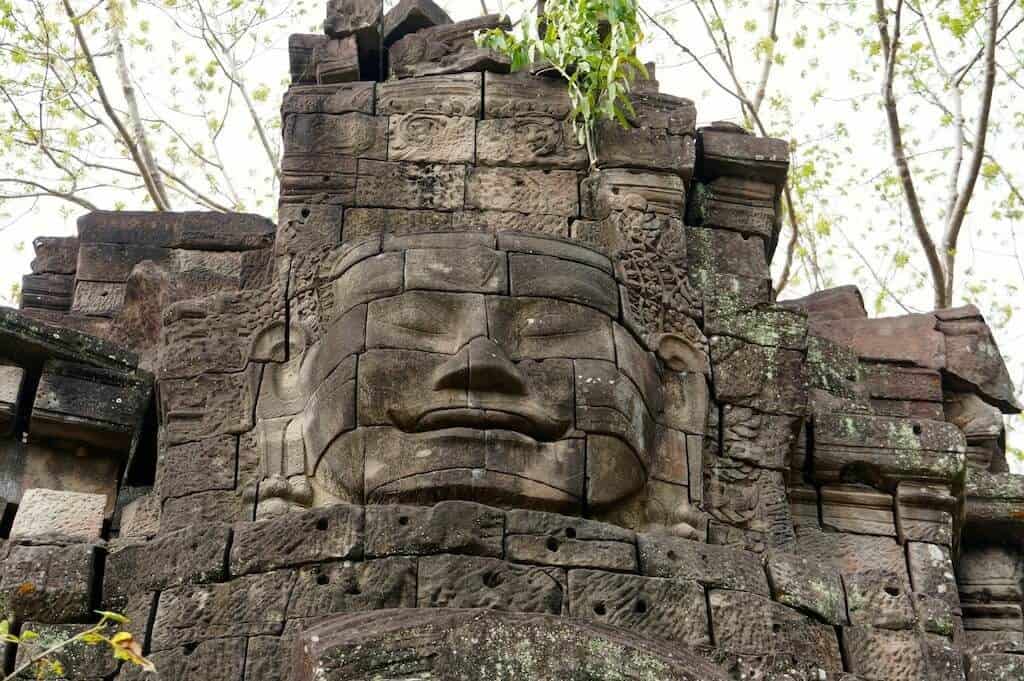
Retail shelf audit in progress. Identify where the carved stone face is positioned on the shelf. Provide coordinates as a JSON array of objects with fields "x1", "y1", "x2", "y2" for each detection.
[{"x1": 253, "y1": 232, "x2": 698, "y2": 520}]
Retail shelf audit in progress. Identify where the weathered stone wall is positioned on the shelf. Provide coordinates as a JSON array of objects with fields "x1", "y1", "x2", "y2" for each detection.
[{"x1": 1, "y1": 0, "x2": 1023, "y2": 679}]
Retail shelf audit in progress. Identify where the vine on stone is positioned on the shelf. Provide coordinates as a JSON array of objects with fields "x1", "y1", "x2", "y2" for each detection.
[{"x1": 477, "y1": 0, "x2": 647, "y2": 166}]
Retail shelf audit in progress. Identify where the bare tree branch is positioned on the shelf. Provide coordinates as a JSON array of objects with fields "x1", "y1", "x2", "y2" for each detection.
[
  {"x1": 942, "y1": 0, "x2": 999, "y2": 305},
  {"x1": 61, "y1": 0, "x2": 170, "y2": 210},
  {"x1": 875, "y1": 0, "x2": 946, "y2": 308}
]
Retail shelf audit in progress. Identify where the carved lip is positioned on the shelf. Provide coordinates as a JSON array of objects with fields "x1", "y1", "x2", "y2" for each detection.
[{"x1": 414, "y1": 407, "x2": 568, "y2": 441}]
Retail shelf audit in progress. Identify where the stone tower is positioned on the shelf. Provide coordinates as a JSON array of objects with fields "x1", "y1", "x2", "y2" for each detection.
[{"x1": 3, "y1": 1, "x2": 1024, "y2": 679}]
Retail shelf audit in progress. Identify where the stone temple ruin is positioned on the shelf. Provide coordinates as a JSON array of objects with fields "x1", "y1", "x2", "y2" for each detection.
[{"x1": 3, "y1": 1, "x2": 1024, "y2": 679}]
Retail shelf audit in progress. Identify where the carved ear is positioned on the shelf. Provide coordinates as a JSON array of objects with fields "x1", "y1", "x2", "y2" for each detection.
[
  {"x1": 250, "y1": 322, "x2": 308, "y2": 363},
  {"x1": 651, "y1": 331, "x2": 710, "y2": 375}
]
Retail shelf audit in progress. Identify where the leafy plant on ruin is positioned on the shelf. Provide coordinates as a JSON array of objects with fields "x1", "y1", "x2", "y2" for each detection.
[
  {"x1": 1, "y1": 611, "x2": 155, "y2": 680},
  {"x1": 477, "y1": 0, "x2": 647, "y2": 166}
]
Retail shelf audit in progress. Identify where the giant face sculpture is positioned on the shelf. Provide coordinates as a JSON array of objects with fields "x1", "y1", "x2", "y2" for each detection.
[{"x1": 252, "y1": 232, "x2": 707, "y2": 525}]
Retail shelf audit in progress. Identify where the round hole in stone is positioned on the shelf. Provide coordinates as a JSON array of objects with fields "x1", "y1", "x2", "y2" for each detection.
[
  {"x1": 322, "y1": 176, "x2": 331, "y2": 183},
  {"x1": 301, "y1": 207, "x2": 311, "y2": 218},
  {"x1": 316, "y1": 518, "x2": 329, "y2": 531},
  {"x1": 546, "y1": 537, "x2": 560, "y2": 552},
  {"x1": 100, "y1": 290, "x2": 109, "y2": 297},
  {"x1": 885, "y1": 586, "x2": 900, "y2": 597},
  {"x1": 316, "y1": 574, "x2": 330, "y2": 586},
  {"x1": 565, "y1": 527, "x2": 577, "y2": 539},
  {"x1": 183, "y1": 642, "x2": 199, "y2": 657},
  {"x1": 912, "y1": 424, "x2": 922, "y2": 435},
  {"x1": 772, "y1": 623, "x2": 781, "y2": 633},
  {"x1": 482, "y1": 571, "x2": 502, "y2": 588},
  {"x1": 634, "y1": 599, "x2": 648, "y2": 614},
  {"x1": 398, "y1": 516, "x2": 410, "y2": 526},
  {"x1": 593, "y1": 602, "x2": 607, "y2": 616},
  {"x1": 667, "y1": 550, "x2": 678, "y2": 561}
]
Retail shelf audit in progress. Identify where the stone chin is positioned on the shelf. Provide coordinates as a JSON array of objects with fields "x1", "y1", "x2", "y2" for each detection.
[{"x1": 251, "y1": 231, "x2": 689, "y2": 522}]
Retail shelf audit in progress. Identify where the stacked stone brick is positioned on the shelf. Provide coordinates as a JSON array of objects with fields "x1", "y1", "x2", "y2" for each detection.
[{"x1": 0, "y1": 0, "x2": 1022, "y2": 679}]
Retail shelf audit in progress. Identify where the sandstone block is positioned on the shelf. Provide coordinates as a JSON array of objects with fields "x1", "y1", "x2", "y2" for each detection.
[
  {"x1": 377, "y1": 73, "x2": 481, "y2": 116},
  {"x1": 356, "y1": 160, "x2": 466, "y2": 210},
  {"x1": 766, "y1": 550, "x2": 847, "y2": 625},
  {"x1": 844, "y1": 569, "x2": 916, "y2": 630},
  {"x1": 417, "y1": 554, "x2": 564, "y2": 614},
  {"x1": 151, "y1": 570, "x2": 294, "y2": 650},
  {"x1": 230, "y1": 504, "x2": 364, "y2": 576},
  {"x1": 568, "y1": 570, "x2": 710, "y2": 647},
  {"x1": 287, "y1": 557, "x2": 417, "y2": 619},
  {"x1": 366, "y1": 501, "x2": 504, "y2": 558},
  {"x1": 389, "y1": 113, "x2": 475, "y2": 163},
  {"x1": 281, "y1": 82, "x2": 375, "y2": 116},
  {"x1": 105, "y1": 524, "x2": 230, "y2": 609},
  {"x1": 156, "y1": 435, "x2": 237, "y2": 499},
  {"x1": 510, "y1": 254, "x2": 617, "y2": 316},
  {"x1": 10, "y1": 488, "x2": 106, "y2": 542},
  {"x1": 638, "y1": 534, "x2": 770, "y2": 596},
  {"x1": 2, "y1": 544, "x2": 95, "y2": 623},
  {"x1": 476, "y1": 117, "x2": 587, "y2": 169},
  {"x1": 389, "y1": 15, "x2": 510, "y2": 79},
  {"x1": 466, "y1": 167, "x2": 579, "y2": 217}
]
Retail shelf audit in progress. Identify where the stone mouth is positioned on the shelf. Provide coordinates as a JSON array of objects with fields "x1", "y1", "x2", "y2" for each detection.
[{"x1": 414, "y1": 407, "x2": 567, "y2": 441}]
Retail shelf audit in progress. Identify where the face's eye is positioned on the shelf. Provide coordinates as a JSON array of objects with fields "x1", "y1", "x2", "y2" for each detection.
[
  {"x1": 388, "y1": 306, "x2": 449, "y2": 336},
  {"x1": 518, "y1": 313, "x2": 587, "y2": 338}
]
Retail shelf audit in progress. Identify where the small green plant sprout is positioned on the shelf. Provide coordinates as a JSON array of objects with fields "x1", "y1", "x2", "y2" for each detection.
[
  {"x1": 0, "y1": 611, "x2": 156, "y2": 680},
  {"x1": 476, "y1": 0, "x2": 647, "y2": 166}
]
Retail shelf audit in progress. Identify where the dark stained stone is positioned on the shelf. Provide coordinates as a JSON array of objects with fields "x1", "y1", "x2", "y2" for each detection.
[
  {"x1": 417, "y1": 554, "x2": 565, "y2": 614},
  {"x1": 146, "y1": 637, "x2": 247, "y2": 681},
  {"x1": 638, "y1": 533, "x2": 769, "y2": 596},
  {"x1": 77, "y1": 211, "x2": 274, "y2": 251},
  {"x1": 382, "y1": 0, "x2": 451, "y2": 46},
  {"x1": 765, "y1": 550, "x2": 847, "y2": 625},
  {"x1": 698, "y1": 124, "x2": 789, "y2": 186},
  {"x1": 389, "y1": 15, "x2": 511, "y2": 79},
  {"x1": 567, "y1": 570, "x2": 710, "y2": 647},
  {"x1": 365, "y1": 501, "x2": 505, "y2": 558},
  {"x1": 230, "y1": 504, "x2": 364, "y2": 576},
  {"x1": 1, "y1": 544, "x2": 95, "y2": 623},
  {"x1": 150, "y1": 570, "x2": 295, "y2": 650},
  {"x1": 287, "y1": 557, "x2": 417, "y2": 619},
  {"x1": 709, "y1": 589, "x2": 842, "y2": 670},
  {"x1": 105, "y1": 524, "x2": 230, "y2": 609}
]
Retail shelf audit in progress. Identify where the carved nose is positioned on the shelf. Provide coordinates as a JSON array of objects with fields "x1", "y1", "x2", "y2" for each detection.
[{"x1": 433, "y1": 337, "x2": 526, "y2": 394}]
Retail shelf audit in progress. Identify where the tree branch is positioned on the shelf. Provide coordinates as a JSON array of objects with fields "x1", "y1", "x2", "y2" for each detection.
[
  {"x1": 875, "y1": 0, "x2": 946, "y2": 308},
  {"x1": 60, "y1": 0, "x2": 170, "y2": 210},
  {"x1": 942, "y1": 0, "x2": 999, "y2": 305}
]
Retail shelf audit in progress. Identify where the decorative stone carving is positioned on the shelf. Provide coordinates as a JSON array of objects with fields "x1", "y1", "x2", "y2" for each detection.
[
  {"x1": 476, "y1": 117, "x2": 587, "y2": 169},
  {"x1": 247, "y1": 234, "x2": 690, "y2": 523},
  {"x1": 388, "y1": 113, "x2": 475, "y2": 163}
]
